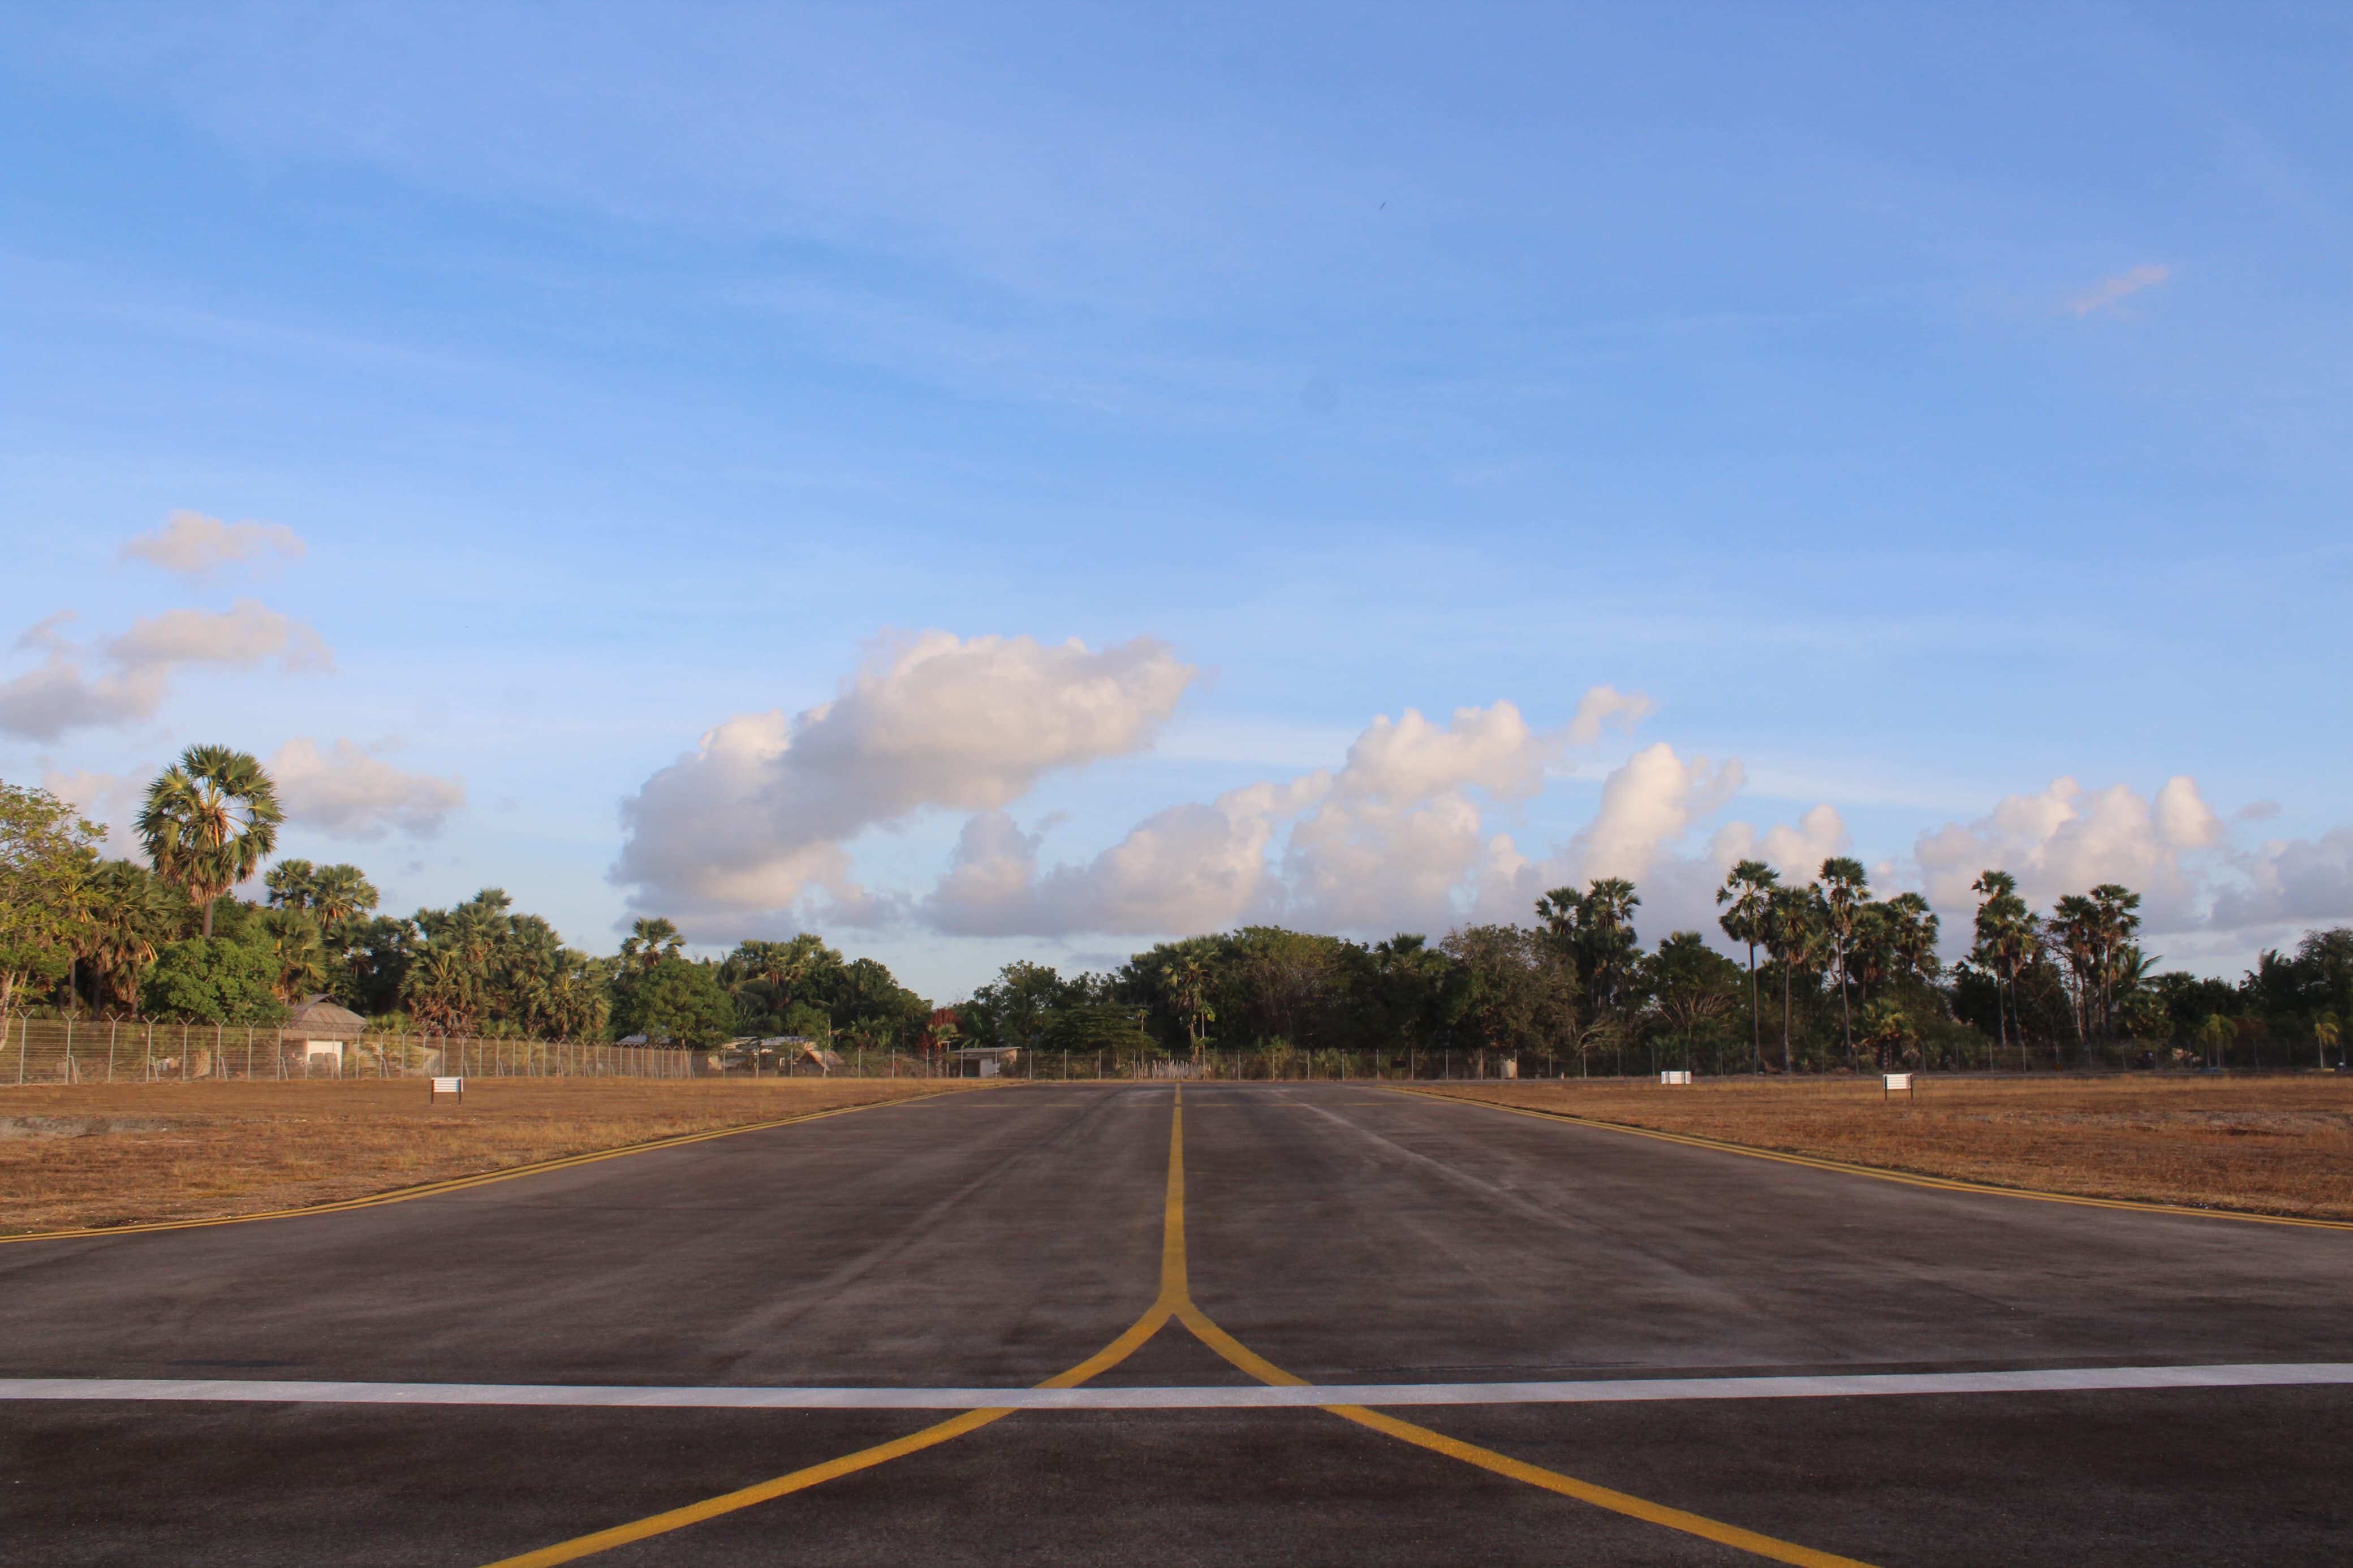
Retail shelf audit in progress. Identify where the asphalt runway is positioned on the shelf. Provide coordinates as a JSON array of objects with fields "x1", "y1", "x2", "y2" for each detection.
[{"x1": 2, "y1": 1082, "x2": 2348, "y2": 1566}]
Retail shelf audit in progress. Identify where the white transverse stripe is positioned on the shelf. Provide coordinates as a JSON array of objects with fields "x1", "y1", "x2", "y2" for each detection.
[{"x1": 2, "y1": 1364, "x2": 2349, "y2": 1410}]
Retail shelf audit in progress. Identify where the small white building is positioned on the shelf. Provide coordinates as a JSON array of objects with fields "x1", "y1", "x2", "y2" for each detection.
[
  {"x1": 948, "y1": 1047, "x2": 1021, "y2": 1079},
  {"x1": 283, "y1": 995, "x2": 365, "y2": 1075}
]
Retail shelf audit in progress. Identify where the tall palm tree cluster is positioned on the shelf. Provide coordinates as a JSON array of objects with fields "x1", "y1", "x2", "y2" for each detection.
[
  {"x1": 1961, "y1": 874, "x2": 2165, "y2": 1065},
  {"x1": 395, "y1": 888, "x2": 611, "y2": 1040},
  {"x1": 1951, "y1": 878, "x2": 2350, "y2": 1070},
  {"x1": 1713, "y1": 858, "x2": 1941, "y2": 1073}
]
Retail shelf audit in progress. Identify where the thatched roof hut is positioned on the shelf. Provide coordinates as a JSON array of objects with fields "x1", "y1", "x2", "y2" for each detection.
[{"x1": 285, "y1": 995, "x2": 366, "y2": 1040}]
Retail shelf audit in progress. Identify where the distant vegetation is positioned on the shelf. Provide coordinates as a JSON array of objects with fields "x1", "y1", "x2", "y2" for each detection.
[{"x1": 3, "y1": 748, "x2": 2347, "y2": 1072}]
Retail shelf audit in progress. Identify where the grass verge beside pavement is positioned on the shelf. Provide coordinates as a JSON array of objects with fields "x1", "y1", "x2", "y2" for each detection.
[
  {"x1": 1413, "y1": 1075, "x2": 2353, "y2": 1220},
  {"x1": 0, "y1": 1078, "x2": 976, "y2": 1236}
]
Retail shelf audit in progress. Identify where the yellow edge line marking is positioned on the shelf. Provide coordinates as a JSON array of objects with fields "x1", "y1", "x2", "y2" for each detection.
[
  {"x1": 0, "y1": 1088, "x2": 978, "y2": 1246},
  {"x1": 1171, "y1": 1306, "x2": 1880, "y2": 1565},
  {"x1": 1386, "y1": 1085, "x2": 2353, "y2": 1232},
  {"x1": 1167, "y1": 1095, "x2": 1878, "y2": 1567},
  {"x1": 475, "y1": 1087, "x2": 1189, "y2": 1568}
]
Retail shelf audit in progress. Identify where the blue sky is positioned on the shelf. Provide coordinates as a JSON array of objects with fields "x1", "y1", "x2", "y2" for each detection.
[{"x1": 4, "y1": 3, "x2": 2348, "y2": 997}]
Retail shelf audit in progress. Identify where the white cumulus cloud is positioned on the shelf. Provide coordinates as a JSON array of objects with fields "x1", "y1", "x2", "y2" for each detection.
[
  {"x1": 612, "y1": 630, "x2": 1198, "y2": 931},
  {"x1": 2212, "y1": 831, "x2": 2353, "y2": 931},
  {"x1": 1474, "y1": 741, "x2": 1760, "y2": 938},
  {"x1": 928, "y1": 776, "x2": 1322, "y2": 936},
  {"x1": 1281, "y1": 702, "x2": 1569, "y2": 931},
  {"x1": 930, "y1": 692, "x2": 1658, "y2": 939},
  {"x1": 1710, "y1": 803, "x2": 1851, "y2": 883},
  {"x1": 1913, "y1": 775, "x2": 2223, "y2": 931},
  {"x1": 120, "y1": 510, "x2": 306, "y2": 576},
  {"x1": 1565, "y1": 742, "x2": 1744, "y2": 884},
  {"x1": 269, "y1": 737, "x2": 466, "y2": 839}
]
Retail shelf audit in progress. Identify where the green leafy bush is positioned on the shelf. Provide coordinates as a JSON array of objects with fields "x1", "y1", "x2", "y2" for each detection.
[{"x1": 146, "y1": 938, "x2": 287, "y2": 1025}]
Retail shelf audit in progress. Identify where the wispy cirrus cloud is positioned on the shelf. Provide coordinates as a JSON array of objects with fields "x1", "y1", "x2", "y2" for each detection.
[{"x1": 2067, "y1": 262, "x2": 2171, "y2": 317}]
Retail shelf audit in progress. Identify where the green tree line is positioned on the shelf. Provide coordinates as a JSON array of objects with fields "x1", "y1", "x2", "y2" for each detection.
[
  {"x1": 949, "y1": 860, "x2": 2350, "y2": 1077},
  {"x1": 6, "y1": 749, "x2": 2346, "y2": 1071},
  {"x1": 0, "y1": 750, "x2": 931, "y2": 1051}
]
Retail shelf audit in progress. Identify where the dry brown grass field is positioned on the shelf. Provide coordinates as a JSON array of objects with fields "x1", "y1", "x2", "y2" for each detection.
[
  {"x1": 1416, "y1": 1075, "x2": 2353, "y2": 1220},
  {"x1": 0, "y1": 1078, "x2": 980, "y2": 1236}
]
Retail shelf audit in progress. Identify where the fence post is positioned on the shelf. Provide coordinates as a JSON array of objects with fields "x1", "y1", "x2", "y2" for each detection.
[{"x1": 13, "y1": 1015, "x2": 22, "y2": 1085}]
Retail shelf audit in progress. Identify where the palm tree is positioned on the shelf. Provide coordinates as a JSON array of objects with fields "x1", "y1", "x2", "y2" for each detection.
[
  {"x1": 1715, "y1": 859, "x2": 1777, "y2": 1075},
  {"x1": 2196, "y1": 1012, "x2": 2234, "y2": 1072},
  {"x1": 620, "y1": 916, "x2": 684, "y2": 973},
  {"x1": 2049, "y1": 895, "x2": 2099, "y2": 1062},
  {"x1": 83, "y1": 861, "x2": 173, "y2": 1016},
  {"x1": 1999, "y1": 908, "x2": 2045, "y2": 1067},
  {"x1": 1160, "y1": 955, "x2": 1216, "y2": 1061},
  {"x1": 256, "y1": 908, "x2": 328, "y2": 1003},
  {"x1": 1760, "y1": 884, "x2": 1815, "y2": 1075},
  {"x1": 1657, "y1": 985, "x2": 1730, "y2": 1074},
  {"x1": 1817, "y1": 857, "x2": 1868, "y2": 1067},
  {"x1": 2087, "y1": 884, "x2": 2141, "y2": 1040},
  {"x1": 1848, "y1": 902, "x2": 1891, "y2": 1015},
  {"x1": 264, "y1": 858, "x2": 318, "y2": 910},
  {"x1": 1882, "y1": 893, "x2": 1940, "y2": 983},
  {"x1": 1860, "y1": 997, "x2": 1917, "y2": 1071},
  {"x1": 402, "y1": 946, "x2": 476, "y2": 1034},
  {"x1": 1579, "y1": 878, "x2": 1642, "y2": 1021},
  {"x1": 309, "y1": 864, "x2": 380, "y2": 930},
  {"x1": 1971, "y1": 871, "x2": 2033, "y2": 1068},
  {"x1": 2313, "y1": 1012, "x2": 2338, "y2": 1072},
  {"x1": 136, "y1": 745, "x2": 283, "y2": 938}
]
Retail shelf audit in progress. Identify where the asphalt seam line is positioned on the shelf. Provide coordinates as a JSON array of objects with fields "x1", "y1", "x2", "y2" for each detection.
[
  {"x1": 0, "y1": 1088, "x2": 975, "y2": 1246},
  {"x1": 1387, "y1": 1085, "x2": 2353, "y2": 1232}
]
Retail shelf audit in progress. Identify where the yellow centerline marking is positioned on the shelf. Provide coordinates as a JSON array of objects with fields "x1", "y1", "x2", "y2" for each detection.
[
  {"x1": 476, "y1": 1088, "x2": 1192, "y2": 1568},
  {"x1": 0, "y1": 1090, "x2": 977, "y2": 1246},
  {"x1": 1386, "y1": 1086, "x2": 2353, "y2": 1232},
  {"x1": 485, "y1": 1083, "x2": 1882, "y2": 1567}
]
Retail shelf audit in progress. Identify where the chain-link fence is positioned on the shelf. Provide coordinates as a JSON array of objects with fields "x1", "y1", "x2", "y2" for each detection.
[
  {"x1": 0, "y1": 1022, "x2": 1548, "y2": 1086},
  {"x1": 1029, "y1": 1048, "x2": 1525, "y2": 1081},
  {"x1": 0, "y1": 1019, "x2": 1050, "y2": 1084},
  {"x1": 0, "y1": 1018, "x2": 713, "y2": 1084}
]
